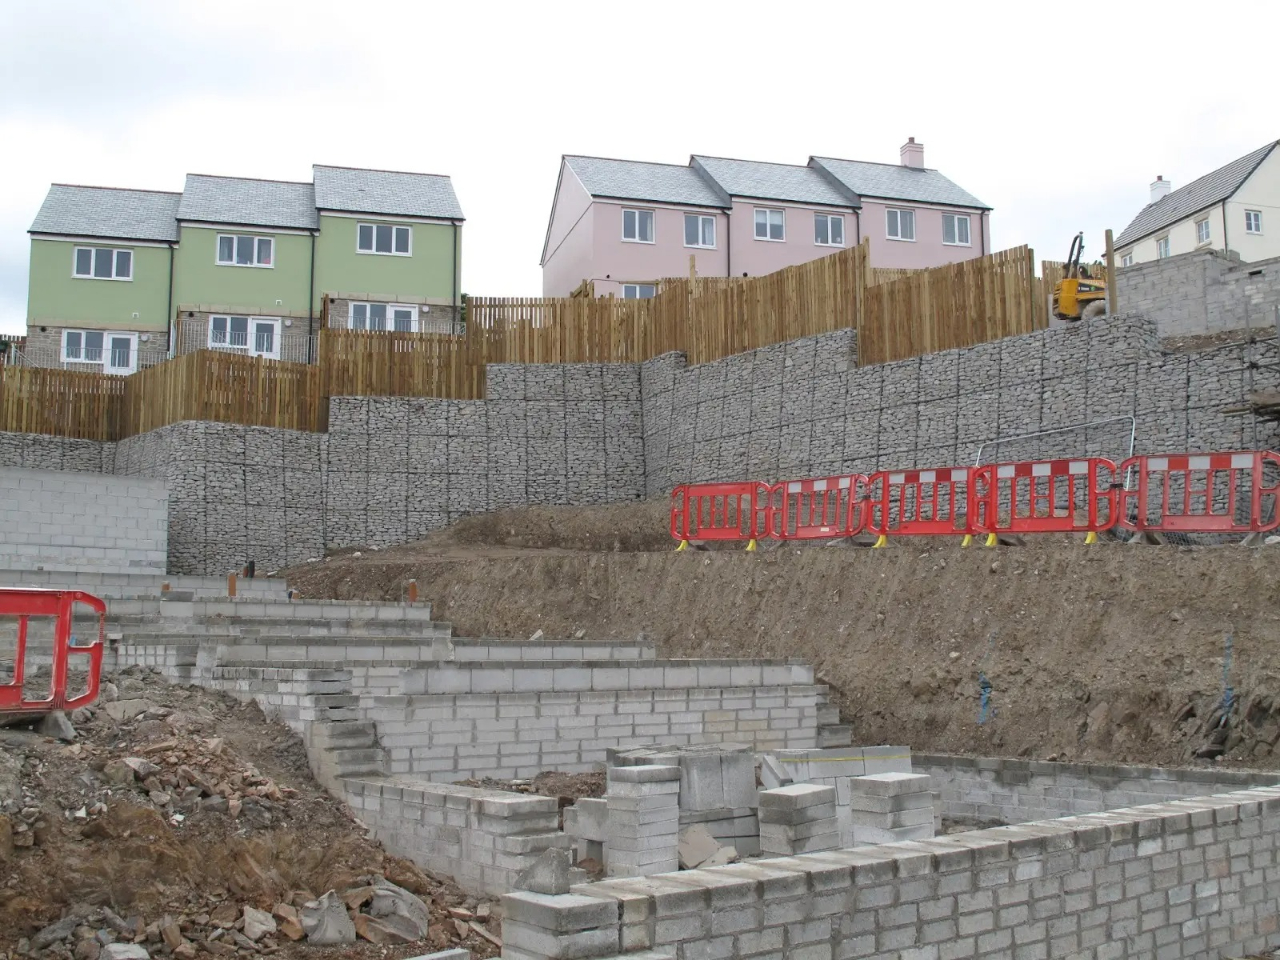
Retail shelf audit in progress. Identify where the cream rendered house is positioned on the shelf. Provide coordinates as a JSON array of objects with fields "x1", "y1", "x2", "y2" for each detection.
[{"x1": 1116, "y1": 140, "x2": 1279, "y2": 266}]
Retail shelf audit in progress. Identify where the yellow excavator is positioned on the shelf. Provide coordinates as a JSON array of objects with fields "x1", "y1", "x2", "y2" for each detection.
[{"x1": 1052, "y1": 232, "x2": 1108, "y2": 322}]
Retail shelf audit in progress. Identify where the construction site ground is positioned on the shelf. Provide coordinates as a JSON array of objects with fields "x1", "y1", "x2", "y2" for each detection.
[
  {"x1": 283, "y1": 501, "x2": 1280, "y2": 771},
  {"x1": 0, "y1": 670, "x2": 501, "y2": 959}
]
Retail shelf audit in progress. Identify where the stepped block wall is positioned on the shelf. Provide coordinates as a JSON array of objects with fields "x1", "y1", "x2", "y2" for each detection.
[{"x1": 1114, "y1": 249, "x2": 1280, "y2": 339}]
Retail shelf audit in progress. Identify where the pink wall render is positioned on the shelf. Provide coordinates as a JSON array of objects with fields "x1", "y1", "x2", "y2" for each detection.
[
  {"x1": 584, "y1": 202, "x2": 728, "y2": 298},
  {"x1": 859, "y1": 200, "x2": 990, "y2": 269},
  {"x1": 726, "y1": 199, "x2": 858, "y2": 278},
  {"x1": 541, "y1": 168, "x2": 595, "y2": 297}
]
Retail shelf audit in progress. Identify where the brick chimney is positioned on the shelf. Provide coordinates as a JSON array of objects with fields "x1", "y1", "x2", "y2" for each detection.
[
  {"x1": 1150, "y1": 175, "x2": 1171, "y2": 204},
  {"x1": 900, "y1": 137, "x2": 924, "y2": 169}
]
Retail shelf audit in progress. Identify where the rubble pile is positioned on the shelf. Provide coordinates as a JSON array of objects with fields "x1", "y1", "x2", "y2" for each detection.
[{"x1": 1, "y1": 668, "x2": 500, "y2": 960}]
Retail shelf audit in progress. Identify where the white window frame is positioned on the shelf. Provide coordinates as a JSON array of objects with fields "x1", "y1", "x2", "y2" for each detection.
[
  {"x1": 1195, "y1": 218, "x2": 1211, "y2": 245},
  {"x1": 215, "y1": 234, "x2": 274, "y2": 268},
  {"x1": 622, "y1": 283, "x2": 656, "y2": 299},
  {"x1": 1156, "y1": 236, "x2": 1171, "y2": 259},
  {"x1": 348, "y1": 301, "x2": 422, "y2": 332},
  {"x1": 621, "y1": 208, "x2": 655, "y2": 244},
  {"x1": 356, "y1": 223, "x2": 413, "y2": 256},
  {"x1": 72, "y1": 246, "x2": 133, "y2": 281},
  {"x1": 684, "y1": 213, "x2": 716, "y2": 249},
  {"x1": 754, "y1": 208, "x2": 785, "y2": 242},
  {"x1": 60, "y1": 330, "x2": 138, "y2": 374},
  {"x1": 1245, "y1": 210, "x2": 1263, "y2": 234},
  {"x1": 942, "y1": 213, "x2": 972, "y2": 246},
  {"x1": 813, "y1": 213, "x2": 845, "y2": 247},
  {"x1": 1121, "y1": 253, "x2": 1134, "y2": 267},
  {"x1": 207, "y1": 315, "x2": 282, "y2": 359},
  {"x1": 886, "y1": 208, "x2": 916, "y2": 242}
]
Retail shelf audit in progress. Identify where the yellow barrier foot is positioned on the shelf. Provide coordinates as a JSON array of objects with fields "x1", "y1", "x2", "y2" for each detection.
[
  {"x1": 675, "y1": 540, "x2": 688, "y2": 552},
  {"x1": 745, "y1": 539, "x2": 758, "y2": 552},
  {"x1": 1084, "y1": 531, "x2": 1098, "y2": 545},
  {"x1": 961, "y1": 535, "x2": 973, "y2": 548},
  {"x1": 984, "y1": 533, "x2": 998, "y2": 548},
  {"x1": 872, "y1": 535, "x2": 888, "y2": 549}
]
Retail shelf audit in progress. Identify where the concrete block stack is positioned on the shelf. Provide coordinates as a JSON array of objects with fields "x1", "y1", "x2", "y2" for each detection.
[
  {"x1": 611, "y1": 743, "x2": 761, "y2": 856},
  {"x1": 605, "y1": 764, "x2": 680, "y2": 877},
  {"x1": 848, "y1": 771, "x2": 936, "y2": 845},
  {"x1": 563, "y1": 797, "x2": 608, "y2": 867},
  {"x1": 757, "y1": 783, "x2": 839, "y2": 857},
  {"x1": 502, "y1": 891, "x2": 619, "y2": 960}
]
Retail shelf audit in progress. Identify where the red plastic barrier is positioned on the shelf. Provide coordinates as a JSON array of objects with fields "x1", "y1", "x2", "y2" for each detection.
[
  {"x1": 771, "y1": 474, "x2": 868, "y2": 540},
  {"x1": 670, "y1": 482, "x2": 772, "y2": 543},
  {"x1": 1118, "y1": 451, "x2": 1280, "y2": 534},
  {"x1": 865, "y1": 467, "x2": 974, "y2": 539},
  {"x1": 972, "y1": 458, "x2": 1118, "y2": 538},
  {"x1": 0, "y1": 588, "x2": 105, "y2": 713}
]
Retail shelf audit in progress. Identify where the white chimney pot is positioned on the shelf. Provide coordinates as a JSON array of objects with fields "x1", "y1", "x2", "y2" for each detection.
[
  {"x1": 900, "y1": 137, "x2": 925, "y2": 169},
  {"x1": 1150, "y1": 175, "x2": 1172, "y2": 204}
]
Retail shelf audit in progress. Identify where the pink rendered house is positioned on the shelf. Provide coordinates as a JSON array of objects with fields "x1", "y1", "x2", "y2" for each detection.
[{"x1": 540, "y1": 139, "x2": 992, "y2": 298}]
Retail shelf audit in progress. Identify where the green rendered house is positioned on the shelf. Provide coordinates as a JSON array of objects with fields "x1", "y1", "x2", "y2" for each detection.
[{"x1": 24, "y1": 165, "x2": 463, "y2": 371}]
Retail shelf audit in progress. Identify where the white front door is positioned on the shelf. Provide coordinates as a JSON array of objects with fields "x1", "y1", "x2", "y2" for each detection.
[
  {"x1": 252, "y1": 319, "x2": 280, "y2": 360},
  {"x1": 104, "y1": 333, "x2": 138, "y2": 375}
]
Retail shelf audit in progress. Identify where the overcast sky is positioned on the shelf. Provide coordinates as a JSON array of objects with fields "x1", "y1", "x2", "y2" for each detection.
[{"x1": 1, "y1": 1, "x2": 1277, "y2": 335}]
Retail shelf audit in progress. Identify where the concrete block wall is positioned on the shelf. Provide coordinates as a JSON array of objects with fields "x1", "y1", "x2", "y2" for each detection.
[
  {"x1": 918, "y1": 754, "x2": 1280, "y2": 824},
  {"x1": 515, "y1": 786, "x2": 1280, "y2": 960},
  {"x1": 343, "y1": 776, "x2": 570, "y2": 897},
  {"x1": 1115, "y1": 249, "x2": 1280, "y2": 338},
  {"x1": 364, "y1": 682, "x2": 823, "y2": 780},
  {"x1": 0, "y1": 466, "x2": 168, "y2": 573}
]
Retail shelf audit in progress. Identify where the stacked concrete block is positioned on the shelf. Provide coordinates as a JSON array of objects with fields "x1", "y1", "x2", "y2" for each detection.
[
  {"x1": 848, "y1": 771, "x2": 936, "y2": 845},
  {"x1": 563, "y1": 797, "x2": 608, "y2": 867},
  {"x1": 502, "y1": 891, "x2": 620, "y2": 960},
  {"x1": 757, "y1": 783, "x2": 838, "y2": 857},
  {"x1": 606, "y1": 764, "x2": 680, "y2": 877}
]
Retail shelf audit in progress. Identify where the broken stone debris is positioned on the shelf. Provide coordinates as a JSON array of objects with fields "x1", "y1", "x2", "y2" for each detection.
[
  {"x1": 299, "y1": 891, "x2": 357, "y2": 945},
  {"x1": 513, "y1": 847, "x2": 587, "y2": 895}
]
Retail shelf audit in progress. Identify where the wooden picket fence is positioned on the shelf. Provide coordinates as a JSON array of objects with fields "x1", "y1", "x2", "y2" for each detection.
[{"x1": 2, "y1": 241, "x2": 1066, "y2": 440}]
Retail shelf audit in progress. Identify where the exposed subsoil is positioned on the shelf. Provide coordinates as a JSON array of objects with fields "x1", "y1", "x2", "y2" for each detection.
[
  {"x1": 0, "y1": 669, "x2": 500, "y2": 959},
  {"x1": 284, "y1": 501, "x2": 1280, "y2": 772}
]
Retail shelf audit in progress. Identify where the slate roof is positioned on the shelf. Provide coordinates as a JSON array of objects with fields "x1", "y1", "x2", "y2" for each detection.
[
  {"x1": 811, "y1": 157, "x2": 990, "y2": 209},
  {"x1": 563, "y1": 155, "x2": 728, "y2": 208},
  {"x1": 313, "y1": 165, "x2": 464, "y2": 220},
  {"x1": 692, "y1": 155, "x2": 856, "y2": 207},
  {"x1": 1115, "y1": 141, "x2": 1278, "y2": 247},
  {"x1": 29, "y1": 185, "x2": 181, "y2": 241},
  {"x1": 178, "y1": 175, "x2": 318, "y2": 229}
]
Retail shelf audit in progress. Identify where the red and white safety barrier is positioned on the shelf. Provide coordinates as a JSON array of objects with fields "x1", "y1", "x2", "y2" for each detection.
[
  {"x1": 771, "y1": 474, "x2": 867, "y2": 540},
  {"x1": 1117, "y1": 451, "x2": 1280, "y2": 535},
  {"x1": 865, "y1": 467, "x2": 973, "y2": 546},
  {"x1": 972, "y1": 458, "x2": 1118, "y2": 545},
  {"x1": 670, "y1": 482, "x2": 772, "y2": 550}
]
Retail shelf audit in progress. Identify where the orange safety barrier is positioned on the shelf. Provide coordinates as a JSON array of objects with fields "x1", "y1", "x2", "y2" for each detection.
[
  {"x1": 865, "y1": 466, "x2": 974, "y2": 546},
  {"x1": 0, "y1": 588, "x2": 106, "y2": 713},
  {"x1": 670, "y1": 482, "x2": 772, "y2": 549},
  {"x1": 972, "y1": 458, "x2": 1118, "y2": 545},
  {"x1": 1118, "y1": 451, "x2": 1280, "y2": 534},
  {"x1": 770, "y1": 474, "x2": 868, "y2": 540}
]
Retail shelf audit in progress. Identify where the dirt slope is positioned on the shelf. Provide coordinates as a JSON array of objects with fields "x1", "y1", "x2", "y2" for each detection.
[{"x1": 285, "y1": 505, "x2": 1280, "y2": 772}]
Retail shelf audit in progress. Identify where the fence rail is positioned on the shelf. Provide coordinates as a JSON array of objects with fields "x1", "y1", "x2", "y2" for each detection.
[{"x1": 2, "y1": 241, "x2": 1065, "y2": 440}]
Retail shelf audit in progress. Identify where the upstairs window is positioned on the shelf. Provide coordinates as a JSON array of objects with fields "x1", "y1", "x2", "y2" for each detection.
[
  {"x1": 622, "y1": 283, "x2": 656, "y2": 299},
  {"x1": 754, "y1": 208, "x2": 784, "y2": 241},
  {"x1": 357, "y1": 223, "x2": 412, "y2": 255},
  {"x1": 1121, "y1": 253, "x2": 1134, "y2": 267},
  {"x1": 1196, "y1": 219, "x2": 1211, "y2": 244},
  {"x1": 886, "y1": 208, "x2": 916, "y2": 241},
  {"x1": 1245, "y1": 210, "x2": 1262, "y2": 234},
  {"x1": 942, "y1": 213, "x2": 971, "y2": 246},
  {"x1": 350, "y1": 302, "x2": 420, "y2": 332},
  {"x1": 73, "y1": 247, "x2": 132, "y2": 280},
  {"x1": 216, "y1": 234, "x2": 273, "y2": 267},
  {"x1": 622, "y1": 209, "x2": 654, "y2": 243},
  {"x1": 1156, "y1": 236, "x2": 1171, "y2": 259},
  {"x1": 814, "y1": 213, "x2": 844, "y2": 247},
  {"x1": 684, "y1": 214, "x2": 716, "y2": 248}
]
